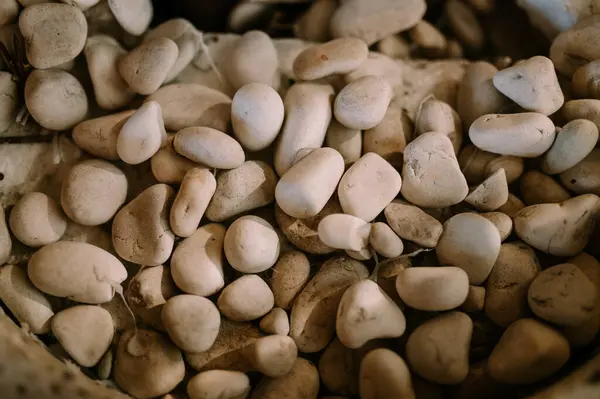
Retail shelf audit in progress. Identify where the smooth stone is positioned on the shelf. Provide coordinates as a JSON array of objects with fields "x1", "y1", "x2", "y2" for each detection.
[{"x1": 117, "y1": 101, "x2": 166, "y2": 164}]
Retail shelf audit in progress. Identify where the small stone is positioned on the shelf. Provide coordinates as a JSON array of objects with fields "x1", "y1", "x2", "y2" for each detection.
[
  {"x1": 368, "y1": 222, "x2": 404, "y2": 258},
  {"x1": 217, "y1": 274, "x2": 274, "y2": 321},
  {"x1": 465, "y1": 168, "x2": 509, "y2": 211},
  {"x1": 10, "y1": 192, "x2": 68, "y2": 247},
  {"x1": 18, "y1": 3, "x2": 87, "y2": 69},
  {"x1": 0, "y1": 0, "x2": 18, "y2": 27},
  {"x1": 174, "y1": 126, "x2": 245, "y2": 169},
  {"x1": 72, "y1": 110, "x2": 134, "y2": 160},
  {"x1": 0, "y1": 71, "x2": 17, "y2": 133},
  {"x1": 384, "y1": 200, "x2": 443, "y2": 248},
  {"x1": 51, "y1": 305, "x2": 114, "y2": 367},
  {"x1": 117, "y1": 101, "x2": 166, "y2": 164},
  {"x1": 325, "y1": 120, "x2": 362, "y2": 165},
  {"x1": 334, "y1": 75, "x2": 393, "y2": 130},
  {"x1": 107, "y1": 0, "x2": 152, "y2": 36},
  {"x1": 462, "y1": 286, "x2": 486, "y2": 313},
  {"x1": 259, "y1": 308, "x2": 290, "y2": 336},
  {"x1": 226, "y1": 30, "x2": 278, "y2": 90},
  {"x1": 0, "y1": 203, "x2": 11, "y2": 265},
  {"x1": 293, "y1": 38, "x2": 369, "y2": 81},
  {"x1": 119, "y1": 38, "x2": 179, "y2": 95},
  {"x1": 151, "y1": 136, "x2": 204, "y2": 184},
  {"x1": 224, "y1": 216, "x2": 280, "y2": 274},
  {"x1": 25, "y1": 69, "x2": 88, "y2": 130}
]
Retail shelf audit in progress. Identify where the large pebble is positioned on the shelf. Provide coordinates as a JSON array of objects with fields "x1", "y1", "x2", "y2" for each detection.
[
  {"x1": 117, "y1": 101, "x2": 166, "y2": 164},
  {"x1": 275, "y1": 82, "x2": 334, "y2": 176},
  {"x1": 174, "y1": 126, "x2": 245, "y2": 169},
  {"x1": 206, "y1": 161, "x2": 277, "y2": 222},
  {"x1": 436, "y1": 213, "x2": 501, "y2": 284},
  {"x1": 276, "y1": 147, "x2": 344, "y2": 219},
  {"x1": 0, "y1": 265, "x2": 53, "y2": 334},
  {"x1": 170, "y1": 223, "x2": 226, "y2": 297},
  {"x1": 151, "y1": 136, "x2": 204, "y2": 184},
  {"x1": 145, "y1": 18, "x2": 202, "y2": 83},
  {"x1": 487, "y1": 319, "x2": 570, "y2": 384},
  {"x1": 493, "y1": 56, "x2": 564, "y2": 115},
  {"x1": 541, "y1": 119, "x2": 599, "y2": 175},
  {"x1": 72, "y1": 110, "x2": 134, "y2": 160},
  {"x1": 218, "y1": 275, "x2": 274, "y2": 321},
  {"x1": 396, "y1": 267, "x2": 470, "y2": 311},
  {"x1": 112, "y1": 184, "x2": 175, "y2": 266},
  {"x1": 224, "y1": 215, "x2": 280, "y2": 273},
  {"x1": 360, "y1": 348, "x2": 415, "y2": 399},
  {"x1": 10, "y1": 192, "x2": 67, "y2": 247},
  {"x1": 469, "y1": 113, "x2": 556, "y2": 157},
  {"x1": 293, "y1": 38, "x2": 369, "y2": 81},
  {"x1": 232, "y1": 83, "x2": 284, "y2": 151},
  {"x1": 51, "y1": 305, "x2": 113, "y2": 367},
  {"x1": 226, "y1": 30, "x2": 278, "y2": 90},
  {"x1": 514, "y1": 194, "x2": 600, "y2": 256},
  {"x1": 162, "y1": 295, "x2": 221, "y2": 353},
  {"x1": 119, "y1": 38, "x2": 178, "y2": 95},
  {"x1": 25, "y1": 69, "x2": 88, "y2": 130},
  {"x1": 18, "y1": 3, "x2": 87, "y2": 69},
  {"x1": 107, "y1": 0, "x2": 152, "y2": 36},
  {"x1": 28, "y1": 241, "x2": 127, "y2": 303},
  {"x1": 0, "y1": 71, "x2": 17, "y2": 133},
  {"x1": 338, "y1": 152, "x2": 402, "y2": 222},
  {"x1": 270, "y1": 251, "x2": 311, "y2": 310},
  {"x1": 334, "y1": 75, "x2": 392, "y2": 130},
  {"x1": 114, "y1": 329, "x2": 185, "y2": 399},
  {"x1": 170, "y1": 168, "x2": 216, "y2": 238},
  {"x1": 528, "y1": 263, "x2": 596, "y2": 326},
  {"x1": 62, "y1": 159, "x2": 128, "y2": 226},
  {"x1": 187, "y1": 370, "x2": 251, "y2": 399},
  {"x1": 330, "y1": 0, "x2": 426, "y2": 45},
  {"x1": 146, "y1": 83, "x2": 232, "y2": 132},
  {"x1": 406, "y1": 312, "x2": 472, "y2": 384},
  {"x1": 384, "y1": 200, "x2": 443, "y2": 247},
  {"x1": 84, "y1": 35, "x2": 135, "y2": 110},
  {"x1": 401, "y1": 132, "x2": 468, "y2": 208},
  {"x1": 318, "y1": 213, "x2": 371, "y2": 252},
  {"x1": 485, "y1": 242, "x2": 540, "y2": 327}
]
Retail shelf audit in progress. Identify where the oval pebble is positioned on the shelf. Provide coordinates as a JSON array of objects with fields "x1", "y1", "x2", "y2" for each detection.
[
  {"x1": 187, "y1": 370, "x2": 251, "y2": 399},
  {"x1": 174, "y1": 126, "x2": 245, "y2": 169},
  {"x1": 318, "y1": 213, "x2": 371, "y2": 252},
  {"x1": 334, "y1": 75, "x2": 392, "y2": 130},
  {"x1": 170, "y1": 168, "x2": 216, "y2": 238},
  {"x1": 72, "y1": 110, "x2": 134, "y2": 161},
  {"x1": 62, "y1": 159, "x2": 128, "y2": 226},
  {"x1": 107, "y1": 0, "x2": 152, "y2": 36},
  {"x1": 293, "y1": 38, "x2": 369, "y2": 81},
  {"x1": 384, "y1": 200, "x2": 443, "y2": 248},
  {"x1": 270, "y1": 251, "x2": 311, "y2": 310},
  {"x1": 10, "y1": 192, "x2": 68, "y2": 247},
  {"x1": 369, "y1": 222, "x2": 404, "y2": 258},
  {"x1": 51, "y1": 305, "x2": 114, "y2": 367},
  {"x1": 224, "y1": 215, "x2": 280, "y2": 274},
  {"x1": 541, "y1": 119, "x2": 599, "y2": 175},
  {"x1": 117, "y1": 101, "x2": 166, "y2": 165},
  {"x1": 151, "y1": 136, "x2": 204, "y2": 184},
  {"x1": 218, "y1": 274, "x2": 274, "y2": 322},
  {"x1": 226, "y1": 30, "x2": 278, "y2": 90}
]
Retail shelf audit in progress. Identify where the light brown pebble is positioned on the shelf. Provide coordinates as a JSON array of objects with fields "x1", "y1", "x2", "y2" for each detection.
[
  {"x1": 410, "y1": 20, "x2": 448, "y2": 57},
  {"x1": 319, "y1": 338, "x2": 359, "y2": 396},
  {"x1": 465, "y1": 168, "x2": 509, "y2": 211},
  {"x1": 226, "y1": 30, "x2": 278, "y2": 90},
  {"x1": 559, "y1": 148, "x2": 600, "y2": 195},
  {"x1": 269, "y1": 251, "x2": 311, "y2": 310},
  {"x1": 61, "y1": 159, "x2": 128, "y2": 226},
  {"x1": 549, "y1": 14, "x2": 600, "y2": 76},
  {"x1": 170, "y1": 223, "x2": 226, "y2": 297},
  {"x1": 541, "y1": 119, "x2": 599, "y2": 175},
  {"x1": 112, "y1": 184, "x2": 175, "y2": 266},
  {"x1": 376, "y1": 35, "x2": 411, "y2": 59},
  {"x1": 562, "y1": 99, "x2": 600, "y2": 130},
  {"x1": 218, "y1": 275, "x2": 274, "y2": 322},
  {"x1": 487, "y1": 318, "x2": 570, "y2": 384},
  {"x1": 401, "y1": 132, "x2": 469, "y2": 208},
  {"x1": 396, "y1": 267, "x2": 470, "y2": 311},
  {"x1": 519, "y1": 170, "x2": 571, "y2": 205},
  {"x1": 146, "y1": 83, "x2": 232, "y2": 132},
  {"x1": 162, "y1": 294, "x2": 221, "y2": 353},
  {"x1": 107, "y1": 0, "x2": 152, "y2": 36},
  {"x1": 117, "y1": 101, "x2": 166, "y2": 164},
  {"x1": 493, "y1": 56, "x2": 564, "y2": 115},
  {"x1": 293, "y1": 38, "x2": 369, "y2": 81},
  {"x1": 170, "y1": 168, "x2": 216, "y2": 238},
  {"x1": 572, "y1": 60, "x2": 600, "y2": 99},
  {"x1": 462, "y1": 286, "x2": 486, "y2": 313},
  {"x1": 485, "y1": 242, "x2": 541, "y2": 327},
  {"x1": 330, "y1": 0, "x2": 426, "y2": 46},
  {"x1": 445, "y1": 0, "x2": 484, "y2": 50},
  {"x1": 469, "y1": 113, "x2": 556, "y2": 157},
  {"x1": 528, "y1": 263, "x2": 596, "y2": 327},
  {"x1": 318, "y1": 213, "x2": 371, "y2": 252},
  {"x1": 369, "y1": 222, "x2": 403, "y2": 258},
  {"x1": 0, "y1": 71, "x2": 17, "y2": 133},
  {"x1": 384, "y1": 200, "x2": 443, "y2": 248},
  {"x1": 51, "y1": 305, "x2": 114, "y2": 367},
  {"x1": 259, "y1": 308, "x2": 290, "y2": 336},
  {"x1": 187, "y1": 370, "x2": 251, "y2": 399},
  {"x1": 415, "y1": 97, "x2": 462, "y2": 154},
  {"x1": 0, "y1": 0, "x2": 18, "y2": 27},
  {"x1": 9, "y1": 192, "x2": 67, "y2": 247},
  {"x1": 126, "y1": 264, "x2": 177, "y2": 309},
  {"x1": 151, "y1": 136, "x2": 204, "y2": 184},
  {"x1": 174, "y1": 126, "x2": 245, "y2": 169},
  {"x1": 115, "y1": 329, "x2": 185, "y2": 399},
  {"x1": 436, "y1": 213, "x2": 501, "y2": 285},
  {"x1": 206, "y1": 161, "x2": 277, "y2": 222},
  {"x1": 338, "y1": 152, "x2": 402, "y2": 222},
  {"x1": 334, "y1": 75, "x2": 392, "y2": 130},
  {"x1": 97, "y1": 349, "x2": 113, "y2": 380},
  {"x1": 294, "y1": 0, "x2": 336, "y2": 42},
  {"x1": 25, "y1": 68, "x2": 88, "y2": 131},
  {"x1": 497, "y1": 193, "x2": 525, "y2": 218},
  {"x1": 28, "y1": 241, "x2": 127, "y2": 304},
  {"x1": 484, "y1": 155, "x2": 524, "y2": 185},
  {"x1": 224, "y1": 215, "x2": 280, "y2": 273},
  {"x1": 119, "y1": 37, "x2": 178, "y2": 95},
  {"x1": 250, "y1": 358, "x2": 319, "y2": 399},
  {"x1": 325, "y1": 120, "x2": 362, "y2": 165},
  {"x1": 359, "y1": 348, "x2": 415, "y2": 399},
  {"x1": 84, "y1": 35, "x2": 136, "y2": 110},
  {"x1": 406, "y1": 312, "x2": 473, "y2": 384},
  {"x1": 18, "y1": 3, "x2": 87, "y2": 69},
  {"x1": 0, "y1": 264, "x2": 54, "y2": 334},
  {"x1": 479, "y1": 212, "x2": 513, "y2": 241},
  {"x1": 72, "y1": 110, "x2": 134, "y2": 161}
]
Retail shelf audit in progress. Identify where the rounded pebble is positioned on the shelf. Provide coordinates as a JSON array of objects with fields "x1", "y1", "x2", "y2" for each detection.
[
  {"x1": 187, "y1": 370, "x2": 251, "y2": 399},
  {"x1": 170, "y1": 168, "x2": 216, "y2": 238},
  {"x1": 293, "y1": 38, "x2": 369, "y2": 81},
  {"x1": 107, "y1": 0, "x2": 152, "y2": 36},
  {"x1": 334, "y1": 75, "x2": 393, "y2": 130},
  {"x1": 541, "y1": 119, "x2": 599, "y2": 175},
  {"x1": 224, "y1": 215, "x2": 280, "y2": 273},
  {"x1": 117, "y1": 101, "x2": 166, "y2": 165},
  {"x1": 174, "y1": 126, "x2": 245, "y2": 169},
  {"x1": 226, "y1": 30, "x2": 278, "y2": 90},
  {"x1": 10, "y1": 192, "x2": 68, "y2": 247},
  {"x1": 217, "y1": 274, "x2": 274, "y2": 321}
]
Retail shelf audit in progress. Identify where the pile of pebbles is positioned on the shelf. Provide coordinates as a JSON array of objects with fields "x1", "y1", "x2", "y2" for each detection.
[{"x1": 1, "y1": 0, "x2": 600, "y2": 398}]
